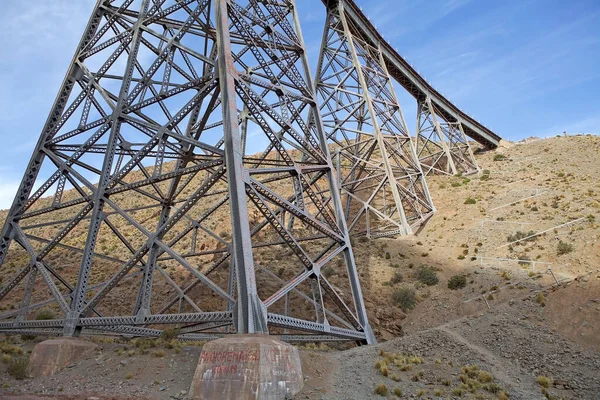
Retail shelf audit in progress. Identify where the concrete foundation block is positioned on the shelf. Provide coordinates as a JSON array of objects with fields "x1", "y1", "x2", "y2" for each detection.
[
  {"x1": 189, "y1": 335, "x2": 303, "y2": 400},
  {"x1": 28, "y1": 337, "x2": 98, "y2": 377}
]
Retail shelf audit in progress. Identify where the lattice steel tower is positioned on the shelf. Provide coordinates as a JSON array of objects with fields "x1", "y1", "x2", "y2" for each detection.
[
  {"x1": 314, "y1": 2, "x2": 435, "y2": 238},
  {"x1": 415, "y1": 96, "x2": 479, "y2": 176},
  {"x1": 0, "y1": 0, "x2": 374, "y2": 344}
]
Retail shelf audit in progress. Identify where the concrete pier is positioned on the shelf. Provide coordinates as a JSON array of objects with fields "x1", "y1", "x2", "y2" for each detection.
[
  {"x1": 28, "y1": 338, "x2": 97, "y2": 377},
  {"x1": 189, "y1": 335, "x2": 303, "y2": 400}
]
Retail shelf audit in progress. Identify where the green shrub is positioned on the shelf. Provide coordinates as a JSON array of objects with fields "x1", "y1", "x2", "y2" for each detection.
[
  {"x1": 464, "y1": 197, "x2": 477, "y2": 205},
  {"x1": 478, "y1": 370, "x2": 493, "y2": 383},
  {"x1": 152, "y1": 350, "x2": 165, "y2": 358},
  {"x1": 556, "y1": 241, "x2": 574, "y2": 255},
  {"x1": 507, "y1": 230, "x2": 536, "y2": 243},
  {"x1": 7, "y1": 357, "x2": 28, "y2": 380},
  {"x1": 392, "y1": 287, "x2": 416, "y2": 311},
  {"x1": 390, "y1": 272, "x2": 403, "y2": 285},
  {"x1": 537, "y1": 376, "x2": 551, "y2": 388},
  {"x1": 35, "y1": 308, "x2": 55, "y2": 320},
  {"x1": 485, "y1": 382, "x2": 502, "y2": 393},
  {"x1": 493, "y1": 154, "x2": 507, "y2": 161},
  {"x1": 0, "y1": 342, "x2": 23, "y2": 356},
  {"x1": 518, "y1": 256, "x2": 531, "y2": 266},
  {"x1": 448, "y1": 275, "x2": 467, "y2": 290},
  {"x1": 536, "y1": 292, "x2": 546, "y2": 306},
  {"x1": 417, "y1": 265, "x2": 439, "y2": 286}
]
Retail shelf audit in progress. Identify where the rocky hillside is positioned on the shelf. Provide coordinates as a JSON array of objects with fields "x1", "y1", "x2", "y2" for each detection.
[
  {"x1": 329, "y1": 134, "x2": 600, "y2": 342},
  {"x1": 0, "y1": 135, "x2": 599, "y2": 399},
  {"x1": 294, "y1": 134, "x2": 600, "y2": 399}
]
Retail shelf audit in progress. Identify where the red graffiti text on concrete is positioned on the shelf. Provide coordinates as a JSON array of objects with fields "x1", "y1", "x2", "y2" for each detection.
[
  {"x1": 212, "y1": 364, "x2": 239, "y2": 374},
  {"x1": 201, "y1": 350, "x2": 258, "y2": 363}
]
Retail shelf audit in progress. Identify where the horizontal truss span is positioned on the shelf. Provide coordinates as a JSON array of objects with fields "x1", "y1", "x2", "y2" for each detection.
[{"x1": 0, "y1": 312, "x2": 368, "y2": 341}]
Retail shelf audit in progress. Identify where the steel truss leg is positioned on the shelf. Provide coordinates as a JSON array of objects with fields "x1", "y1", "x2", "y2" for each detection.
[
  {"x1": 415, "y1": 96, "x2": 478, "y2": 176},
  {"x1": 313, "y1": 3, "x2": 435, "y2": 238},
  {"x1": 65, "y1": 0, "x2": 153, "y2": 336},
  {"x1": 215, "y1": 0, "x2": 267, "y2": 334}
]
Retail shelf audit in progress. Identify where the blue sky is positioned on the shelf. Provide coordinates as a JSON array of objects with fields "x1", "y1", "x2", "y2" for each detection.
[{"x1": 0, "y1": 0, "x2": 598, "y2": 209}]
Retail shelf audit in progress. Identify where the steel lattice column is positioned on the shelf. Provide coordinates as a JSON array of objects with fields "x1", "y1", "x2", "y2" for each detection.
[
  {"x1": 214, "y1": 0, "x2": 266, "y2": 334},
  {"x1": 415, "y1": 96, "x2": 479, "y2": 176},
  {"x1": 0, "y1": 0, "x2": 374, "y2": 344},
  {"x1": 314, "y1": 2, "x2": 435, "y2": 238}
]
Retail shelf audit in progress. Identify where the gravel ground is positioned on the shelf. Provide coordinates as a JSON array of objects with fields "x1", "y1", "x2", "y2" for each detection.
[
  {"x1": 294, "y1": 292, "x2": 600, "y2": 400},
  {"x1": 0, "y1": 342, "x2": 202, "y2": 400}
]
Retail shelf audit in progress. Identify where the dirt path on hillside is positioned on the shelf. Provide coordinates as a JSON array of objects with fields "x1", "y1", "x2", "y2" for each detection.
[{"x1": 435, "y1": 326, "x2": 540, "y2": 398}]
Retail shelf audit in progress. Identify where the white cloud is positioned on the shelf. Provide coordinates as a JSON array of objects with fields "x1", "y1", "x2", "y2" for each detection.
[{"x1": 0, "y1": 179, "x2": 20, "y2": 211}]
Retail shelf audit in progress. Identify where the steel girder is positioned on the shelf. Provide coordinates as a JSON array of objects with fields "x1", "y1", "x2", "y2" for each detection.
[
  {"x1": 415, "y1": 97, "x2": 479, "y2": 176},
  {"x1": 0, "y1": 0, "x2": 374, "y2": 344},
  {"x1": 314, "y1": 3, "x2": 435, "y2": 238}
]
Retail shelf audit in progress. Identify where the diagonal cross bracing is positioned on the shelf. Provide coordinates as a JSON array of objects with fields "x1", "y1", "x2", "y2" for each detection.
[
  {"x1": 415, "y1": 97, "x2": 479, "y2": 176},
  {"x1": 0, "y1": 0, "x2": 374, "y2": 344},
  {"x1": 314, "y1": 3, "x2": 435, "y2": 237}
]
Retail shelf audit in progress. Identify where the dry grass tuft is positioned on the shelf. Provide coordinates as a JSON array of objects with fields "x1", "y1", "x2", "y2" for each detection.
[
  {"x1": 537, "y1": 375, "x2": 552, "y2": 388},
  {"x1": 374, "y1": 383, "x2": 388, "y2": 396},
  {"x1": 536, "y1": 292, "x2": 546, "y2": 306}
]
